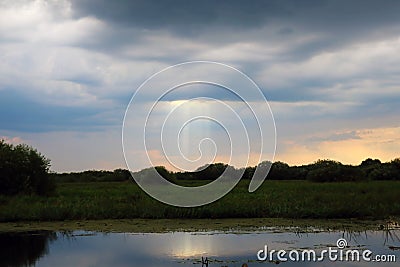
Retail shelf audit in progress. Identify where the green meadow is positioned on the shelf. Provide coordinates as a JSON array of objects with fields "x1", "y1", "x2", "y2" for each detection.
[{"x1": 1, "y1": 180, "x2": 399, "y2": 222}]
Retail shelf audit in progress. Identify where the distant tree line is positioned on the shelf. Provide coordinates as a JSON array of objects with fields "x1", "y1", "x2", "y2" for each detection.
[
  {"x1": 51, "y1": 169, "x2": 131, "y2": 183},
  {"x1": 52, "y1": 158, "x2": 400, "y2": 183},
  {"x1": 150, "y1": 158, "x2": 400, "y2": 183}
]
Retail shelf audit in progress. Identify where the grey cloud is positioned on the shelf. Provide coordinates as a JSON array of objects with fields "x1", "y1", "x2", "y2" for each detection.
[
  {"x1": 0, "y1": 89, "x2": 121, "y2": 132},
  {"x1": 2, "y1": 0, "x2": 400, "y2": 133},
  {"x1": 307, "y1": 131, "x2": 362, "y2": 142}
]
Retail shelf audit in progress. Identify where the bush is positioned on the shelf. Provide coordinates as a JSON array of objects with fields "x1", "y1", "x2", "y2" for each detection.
[
  {"x1": 0, "y1": 140, "x2": 55, "y2": 195},
  {"x1": 267, "y1": 161, "x2": 307, "y2": 180},
  {"x1": 307, "y1": 159, "x2": 364, "y2": 182},
  {"x1": 368, "y1": 159, "x2": 400, "y2": 180}
]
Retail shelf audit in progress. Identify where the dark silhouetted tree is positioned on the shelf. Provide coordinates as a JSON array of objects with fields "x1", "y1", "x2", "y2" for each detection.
[
  {"x1": 0, "y1": 140, "x2": 54, "y2": 195},
  {"x1": 368, "y1": 159, "x2": 400, "y2": 180},
  {"x1": 155, "y1": 166, "x2": 176, "y2": 183}
]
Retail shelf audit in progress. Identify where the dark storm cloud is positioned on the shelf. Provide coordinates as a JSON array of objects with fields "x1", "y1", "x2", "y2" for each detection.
[
  {"x1": 72, "y1": 0, "x2": 285, "y2": 31},
  {"x1": 71, "y1": 0, "x2": 400, "y2": 47},
  {"x1": 72, "y1": 0, "x2": 400, "y2": 31},
  {"x1": 69, "y1": 0, "x2": 400, "y2": 104}
]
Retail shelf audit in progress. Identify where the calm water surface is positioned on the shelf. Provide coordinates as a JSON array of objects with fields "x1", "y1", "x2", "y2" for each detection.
[{"x1": 1, "y1": 228, "x2": 399, "y2": 267}]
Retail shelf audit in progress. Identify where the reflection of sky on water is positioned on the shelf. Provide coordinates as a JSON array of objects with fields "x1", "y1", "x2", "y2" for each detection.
[{"x1": 3, "y1": 230, "x2": 400, "y2": 267}]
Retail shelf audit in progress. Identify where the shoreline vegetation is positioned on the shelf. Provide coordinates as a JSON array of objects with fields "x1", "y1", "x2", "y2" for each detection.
[
  {"x1": 1, "y1": 141, "x2": 400, "y2": 225},
  {"x1": 1, "y1": 180, "x2": 399, "y2": 222},
  {"x1": 1, "y1": 217, "x2": 399, "y2": 233}
]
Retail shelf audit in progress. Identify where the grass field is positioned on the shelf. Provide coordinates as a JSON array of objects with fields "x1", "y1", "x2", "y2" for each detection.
[{"x1": 0, "y1": 180, "x2": 399, "y2": 222}]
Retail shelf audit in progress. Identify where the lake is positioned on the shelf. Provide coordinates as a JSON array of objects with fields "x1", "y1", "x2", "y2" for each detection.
[{"x1": 1, "y1": 227, "x2": 399, "y2": 266}]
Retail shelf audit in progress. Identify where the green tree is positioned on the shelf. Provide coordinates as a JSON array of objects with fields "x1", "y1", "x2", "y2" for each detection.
[
  {"x1": 240, "y1": 166, "x2": 255, "y2": 180},
  {"x1": 268, "y1": 161, "x2": 290, "y2": 180},
  {"x1": 193, "y1": 163, "x2": 228, "y2": 180},
  {"x1": 359, "y1": 158, "x2": 381, "y2": 179},
  {"x1": 155, "y1": 166, "x2": 176, "y2": 183},
  {"x1": 0, "y1": 140, "x2": 54, "y2": 195}
]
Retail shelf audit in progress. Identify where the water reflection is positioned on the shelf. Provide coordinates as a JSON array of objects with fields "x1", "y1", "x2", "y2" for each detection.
[
  {"x1": 0, "y1": 228, "x2": 399, "y2": 267},
  {"x1": 0, "y1": 231, "x2": 56, "y2": 267}
]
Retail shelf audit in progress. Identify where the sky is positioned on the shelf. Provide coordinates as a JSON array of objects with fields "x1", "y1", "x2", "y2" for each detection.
[{"x1": 1, "y1": 0, "x2": 400, "y2": 172}]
